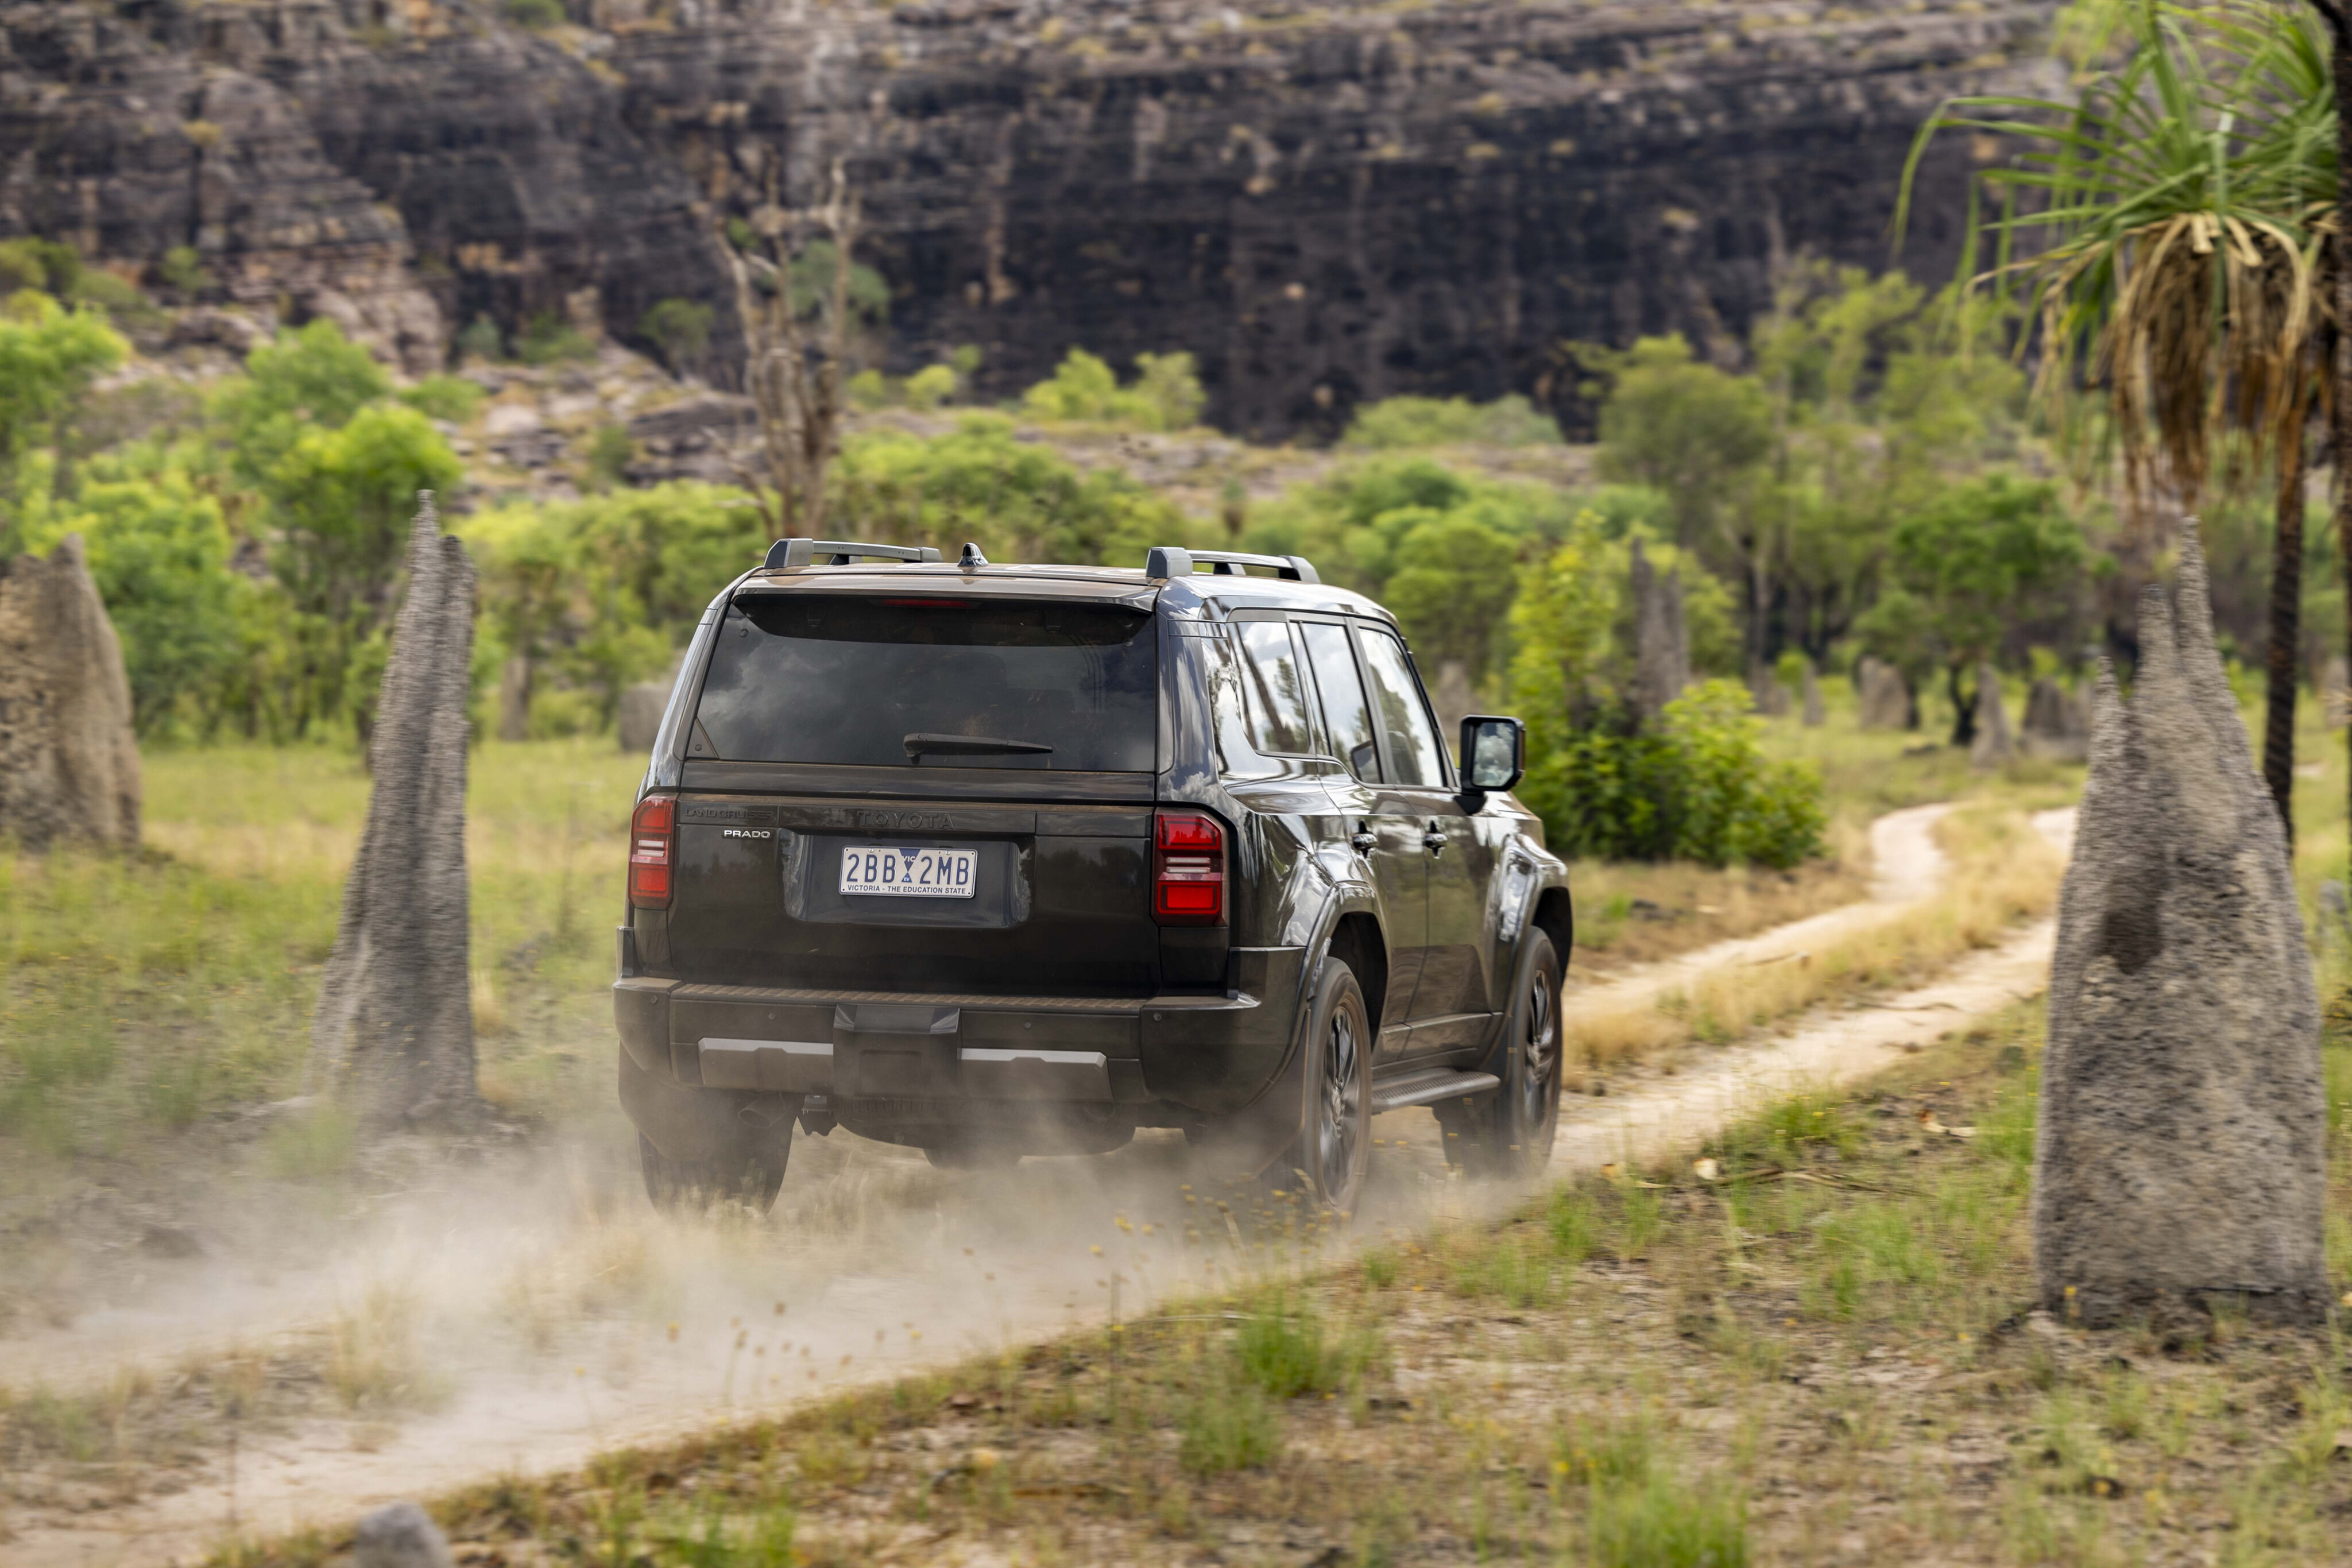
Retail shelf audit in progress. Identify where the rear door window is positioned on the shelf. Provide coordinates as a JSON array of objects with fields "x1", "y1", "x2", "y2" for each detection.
[
  {"x1": 1301, "y1": 620, "x2": 1380, "y2": 781},
  {"x1": 1357, "y1": 628, "x2": 1447, "y2": 787},
  {"x1": 695, "y1": 595, "x2": 1158, "y2": 772},
  {"x1": 1233, "y1": 619, "x2": 1319, "y2": 756}
]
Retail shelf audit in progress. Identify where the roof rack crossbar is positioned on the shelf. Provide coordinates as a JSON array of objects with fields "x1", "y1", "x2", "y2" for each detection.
[
  {"x1": 1143, "y1": 547, "x2": 1318, "y2": 583},
  {"x1": 764, "y1": 537, "x2": 944, "y2": 570}
]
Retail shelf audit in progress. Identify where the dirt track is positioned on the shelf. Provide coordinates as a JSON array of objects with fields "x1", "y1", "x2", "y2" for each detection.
[{"x1": 1, "y1": 806, "x2": 2072, "y2": 1567}]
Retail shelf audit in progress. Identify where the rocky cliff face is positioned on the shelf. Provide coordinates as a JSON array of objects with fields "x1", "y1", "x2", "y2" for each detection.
[{"x1": 0, "y1": 0, "x2": 2057, "y2": 437}]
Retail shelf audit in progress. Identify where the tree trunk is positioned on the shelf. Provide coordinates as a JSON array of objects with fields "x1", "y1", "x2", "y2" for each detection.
[
  {"x1": 2262, "y1": 415, "x2": 2304, "y2": 842},
  {"x1": 1948, "y1": 664, "x2": 1977, "y2": 748},
  {"x1": 2335, "y1": 19, "x2": 2352, "y2": 888}
]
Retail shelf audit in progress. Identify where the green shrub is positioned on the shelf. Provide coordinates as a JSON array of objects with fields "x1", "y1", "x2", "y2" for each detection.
[
  {"x1": 517, "y1": 312, "x2": 596, "y2": 365},
  {"x1": 585, "y1": 424, "x2": 635, "y2": 491},
  {"x1": 1341, "y1": 392, "x2": 1561, "y2": 449},
  {"x1": 1450, "y1": 1233, "x2": 1562, "y2": 1307},
  {"x1": 457, "y1": 313, "x2": 506, "y2": 363},
  {"x1": 1519, "y1": 681, "x2": 1825, "y2": 868},
  {"x1": 1021, "y1": 348, "x2": 1202, "y2": 431},
  {"x1": 1546, "y1": 1186, "x2": 1601, "y2": 1265},
  {"x1": 639, "y1": 296, "x2": 714, "y2": 375},
  {"x1": 155, "y1": 245, "x2": 214, "y2": 298},
  {"x1": 503, "y1": 0, "x2": 566, "y2": 28},
  {"x1": 1587, "y1": 1470, "x2": 1748, "y2": 1568},
  {"x1": 1178, "y1": 1380, "x2": 1281, "y2": 1473},
  {"x1": 398, "y1": 374, "x2": 483, "y2": 423}
]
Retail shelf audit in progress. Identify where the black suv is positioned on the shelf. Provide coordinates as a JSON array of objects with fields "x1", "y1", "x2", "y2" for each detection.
[{"x1": 614, "y1": 539, "x2": 1572, "y2": 1214}]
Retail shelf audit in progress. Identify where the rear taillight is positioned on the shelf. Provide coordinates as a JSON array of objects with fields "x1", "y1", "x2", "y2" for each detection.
[
  {"x1": 1154, "y1": 810, "x2": 1226, "y2": 926},
  {"x1": 629, "y1": 796, "x2": 676, "y2": 909}
]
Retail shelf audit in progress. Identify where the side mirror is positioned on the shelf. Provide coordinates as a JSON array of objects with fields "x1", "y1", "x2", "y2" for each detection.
[{"x1": 1459, "y1": 715, "x2": 1525, "y2": 795}]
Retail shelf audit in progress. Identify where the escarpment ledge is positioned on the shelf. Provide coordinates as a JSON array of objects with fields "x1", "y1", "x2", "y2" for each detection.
[{"x1": 2, "y1": 0, "x2": 2059, "y2": 436}]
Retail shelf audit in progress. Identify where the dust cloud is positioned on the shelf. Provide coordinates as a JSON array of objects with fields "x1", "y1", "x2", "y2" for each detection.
[
  {"x1": 2, "y1": 1102, "x2": 1473, "y2": 1566},
  {"x1": 2, "y1": 807, "x2": 2073, "y2": 1566}
]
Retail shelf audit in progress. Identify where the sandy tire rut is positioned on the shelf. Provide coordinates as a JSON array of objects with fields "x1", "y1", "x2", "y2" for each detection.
[{"x1": 1, "y1": 804, "x2": 2074, "y2": 1567}]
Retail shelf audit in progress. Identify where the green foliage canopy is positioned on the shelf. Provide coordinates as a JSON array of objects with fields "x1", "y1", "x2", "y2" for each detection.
[
  {"x1": 1853, "y1": 474, "x2": 2084, "y2": 687},
  {"x1": 1021, "y1": 349, "x2": 1205, "y2": 431}
]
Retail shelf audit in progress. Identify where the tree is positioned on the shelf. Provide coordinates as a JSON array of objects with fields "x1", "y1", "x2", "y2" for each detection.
[
  {"x1": 210, "y1": 319, "x2": 393, "y2": 490},
  {"x1": 1855, "y1": 475, "x2": 2084, "y2": 744},
  {"x1": 1749, "y1": 265, "x2": 2026, "y2": 661},
  {"x1": 833, "y1": 413, "x2": 1189, "y2": 566},
  {"x1": 1906, "y1": 2, "x2": 2328, "y2": 830},
  {"x1": 719, "y1": 163, "x2": 869, "y2": 537},
  {"x1": 2307, "y1": 0, "x2": 2352, "y2": 864},
  {"x1": 52, "y1": 473, "x2": 239, "y2": 734},
  {"x1": 265, "y1": 404, "x2": 463, "y2": 736},
  {"x1": 1382, "y1": 514, "x2": 1521, "y2": 691},
  {"x1": 0, "y1": 290, "x2": 126, "y2": 551},
  {"x1": 1591, "y1": 336, "x2": 1777, "y2": 671}
]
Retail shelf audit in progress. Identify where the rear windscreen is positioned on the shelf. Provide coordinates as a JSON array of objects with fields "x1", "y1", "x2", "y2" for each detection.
[{"x1": 694, "y1": 595, "x2": 1158, "y2": 772}]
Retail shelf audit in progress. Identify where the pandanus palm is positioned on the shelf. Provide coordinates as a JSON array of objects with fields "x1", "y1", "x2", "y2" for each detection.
[{"x1": 1902, "y1": 0, "x2": 2331, "y2": 835}]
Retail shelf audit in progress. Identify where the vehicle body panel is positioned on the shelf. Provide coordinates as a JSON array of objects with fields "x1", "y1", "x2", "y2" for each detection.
[{"x1": 615, "y1": 556, "x2": 1570, "y2": 1155}]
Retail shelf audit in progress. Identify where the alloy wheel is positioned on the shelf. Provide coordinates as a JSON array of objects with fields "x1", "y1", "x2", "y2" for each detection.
[{"x1": 1315, "y1": 1001, "x2": 1363, "y2": 1197}]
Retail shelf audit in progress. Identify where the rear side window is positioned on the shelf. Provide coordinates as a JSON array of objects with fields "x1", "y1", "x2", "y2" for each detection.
[
  {"x1": 1301, "y1": 621, "x2": 1380, "y2": 781},
  {"x1": 1358, "y1": 628, "x2": 1446, "y2": 787},
  {"x1": 695, "y1": 595, "x2": 1158, "y2": 772},
  {"x1": 1234, "y1": 620, "x2": 1317, "y2": 756}
]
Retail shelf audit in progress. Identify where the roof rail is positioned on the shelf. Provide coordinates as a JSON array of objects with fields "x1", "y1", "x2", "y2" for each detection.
[
  {"x1": 764, "y1": 538, "x2": 944, "y2": 569},
  {"x1": 1143, "y1": 547, "x2": 1318, "y2": 583}
]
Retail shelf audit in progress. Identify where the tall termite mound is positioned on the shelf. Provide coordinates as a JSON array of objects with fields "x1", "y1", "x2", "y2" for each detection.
[
  {"x1": 1854, "y1": 655, "x2": 1913, "y2": 730},
  {"x1": 1969, "y1": 661, "x2": 2014, "y2": 769},
  {"x1": 2035, "y1": 522, "x2": 2326, "y2": 1327},
  {"x1": 0, "y1": 535, "x2": 141, "y2": 850},
  {"x1": 1628, "y1": 537, "x2": 1688, "y2": 726},
  {"x1": 311, "y1": 495, "x2": 483, "y2": 1132}
]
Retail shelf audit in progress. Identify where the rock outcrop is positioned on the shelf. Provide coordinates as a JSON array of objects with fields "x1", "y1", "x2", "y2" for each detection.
[
  {"x1": 0, "y1": 0, "x2": 2059, "y2": 437},
  {"x1": 1628, "y1": 537, "x2": 1688, "y2": 726},
  {"x1": 0, "y1": 536, "x2": 141, "y2": 851},
  {"x1": 310, "y1": 495, "x2": 481, "y2": 1133},
  {"x1": 2034, "y1": 524, "x2": 2327, "y2": 1327}
]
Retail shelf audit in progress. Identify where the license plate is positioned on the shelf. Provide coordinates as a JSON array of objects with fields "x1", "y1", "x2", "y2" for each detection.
[{"x1": 839, "y1": 846, "x2": 978, "y2": 899}]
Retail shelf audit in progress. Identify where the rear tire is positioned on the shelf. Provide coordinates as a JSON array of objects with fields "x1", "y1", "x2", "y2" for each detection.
[
  {"x1": 1445, "y1": 931, "x2": 1564, "y2": 1178},
  {"x1": 639, "y1": 1129, "x2": 790, "y2": 1214},
  {"x1": 1272, "y1": 958, "x2": 1372, "y2": 1215}
]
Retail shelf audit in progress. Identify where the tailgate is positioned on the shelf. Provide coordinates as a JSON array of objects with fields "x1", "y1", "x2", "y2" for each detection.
[{"x1": 666, "y1": 794, "x2": 1156, "y2": 995}]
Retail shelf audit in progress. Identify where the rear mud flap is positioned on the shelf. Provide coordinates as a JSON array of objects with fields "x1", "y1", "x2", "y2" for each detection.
[
  {"x1": 1185, "y1": 963, "x2": 1316, "y2": 1178},
  {"x1": 617, "y1": 1044, "x2": 796, "y2": 1164}
]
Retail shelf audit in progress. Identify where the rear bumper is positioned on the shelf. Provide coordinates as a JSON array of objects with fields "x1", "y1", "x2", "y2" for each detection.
[{"x1": 614, "y1": 946, "x2": 1303, "y2": 1116}]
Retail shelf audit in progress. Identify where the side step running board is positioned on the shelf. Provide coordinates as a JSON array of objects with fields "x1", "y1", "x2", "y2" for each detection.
[{"x1": 1368, "y1": 1067, "x2": 1501, "y2": 1116}]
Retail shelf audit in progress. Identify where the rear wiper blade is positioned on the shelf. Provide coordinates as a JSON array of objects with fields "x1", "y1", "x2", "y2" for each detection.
[{"x1": 904, "y1": 733, "x2": 1054, "y2": 758}]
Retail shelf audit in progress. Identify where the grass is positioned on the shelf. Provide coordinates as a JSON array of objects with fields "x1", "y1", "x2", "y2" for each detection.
[
  {"x1": 194, "y1": 997, "x2": 2352, "y2": 1568},
  {"x1": 0, "y1": 737, "x2": 643, "y2": 1326}
]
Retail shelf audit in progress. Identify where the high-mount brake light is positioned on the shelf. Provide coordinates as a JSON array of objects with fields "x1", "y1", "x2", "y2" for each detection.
[
  {"x1": 1152, "y1": 810, "x2": 1226, "y2": 926},
  {"x1": 878, "y1": 598, "x2": 972, "y2": 608},
  {"x1": 629, "y1": 796, "x2": 676, "y2": 908}
]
